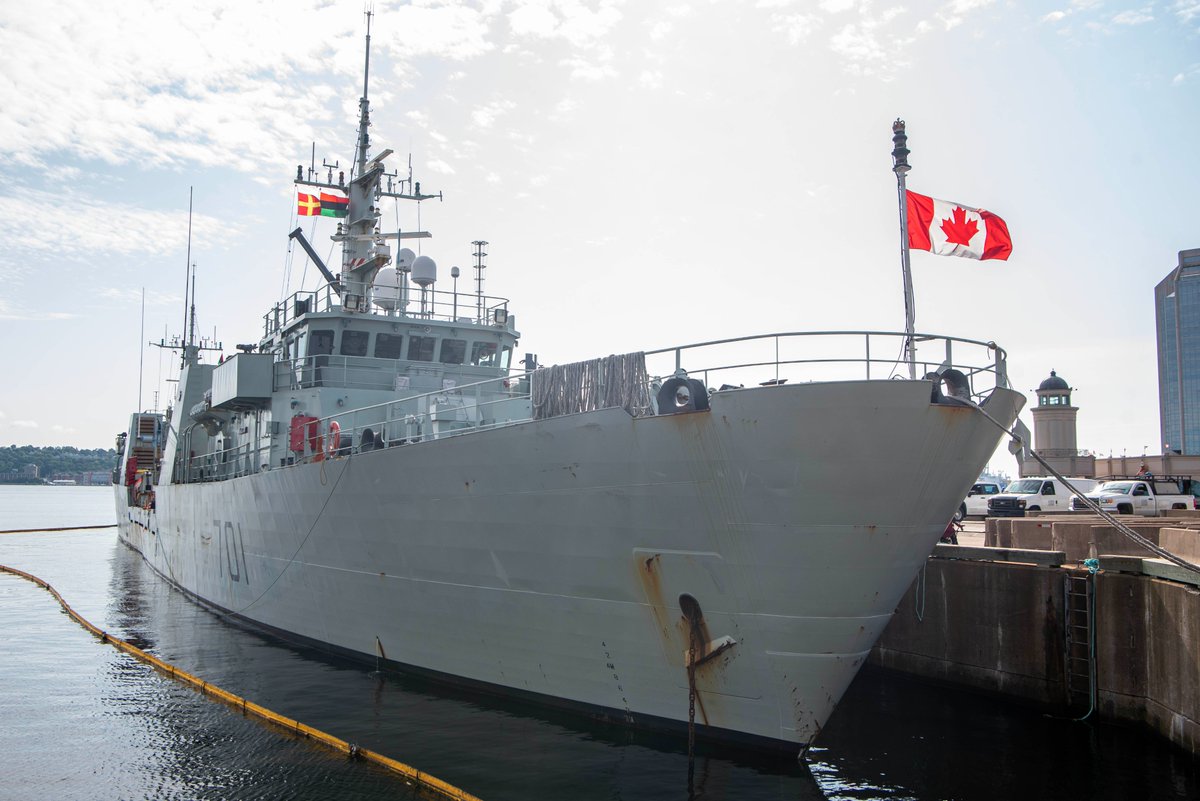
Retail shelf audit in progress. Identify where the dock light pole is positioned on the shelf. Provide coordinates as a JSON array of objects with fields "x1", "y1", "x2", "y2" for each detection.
[{"x1": 892, "y1": 119, "x2": 917, "y2": 380}]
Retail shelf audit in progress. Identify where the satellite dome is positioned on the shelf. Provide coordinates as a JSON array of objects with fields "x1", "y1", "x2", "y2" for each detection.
[
  {"x1": 1038, "y1": 370, "x2": 1070, "y2": 392},
  {"x1": 396, "y1": 248, "x2": 417, "y2": 272},
  {"x1": 371, "y1": 267, "x2": 401, "y2": 310},
  {"x1": 411, "y1": 255, "x2": 437, "y2": 287}
]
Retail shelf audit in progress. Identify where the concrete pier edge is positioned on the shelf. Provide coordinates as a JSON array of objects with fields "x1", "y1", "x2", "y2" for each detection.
[{"x1": 871, "y1": 527, "x2": 1200, "y2": 757}]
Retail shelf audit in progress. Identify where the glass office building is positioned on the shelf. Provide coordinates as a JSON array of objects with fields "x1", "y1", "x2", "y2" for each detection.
[{"x1": 1156, "y1": 248, "x2": 1200, "y2": 454}]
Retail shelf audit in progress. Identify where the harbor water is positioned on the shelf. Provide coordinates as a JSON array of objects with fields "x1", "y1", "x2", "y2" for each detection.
[{"x1": 1, "y1": 486, "x2": 1196, "y2": 800}]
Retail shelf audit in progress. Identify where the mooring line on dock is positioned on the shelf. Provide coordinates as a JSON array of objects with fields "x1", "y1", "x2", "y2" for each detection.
[
  {"x1": 0, "y1": 562, "x2": 484, "y2": 801},
  {"x1": 0, "y1": 524, "x2": 117, "y2": 534}
]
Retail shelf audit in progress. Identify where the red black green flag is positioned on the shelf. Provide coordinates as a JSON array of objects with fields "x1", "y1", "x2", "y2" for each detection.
[{"x1": 296, "y1": 189, "x2": 349, "y2": 218}]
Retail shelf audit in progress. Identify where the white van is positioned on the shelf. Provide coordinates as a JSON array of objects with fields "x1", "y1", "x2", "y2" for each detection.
[{"x1": 986, "y1": 476, "x2": 1098, "y2": 517}]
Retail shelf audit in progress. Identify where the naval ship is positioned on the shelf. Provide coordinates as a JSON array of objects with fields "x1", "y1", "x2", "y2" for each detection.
[{"x1": 114, "y1": 22, "x2": 1024, "y2": 755}]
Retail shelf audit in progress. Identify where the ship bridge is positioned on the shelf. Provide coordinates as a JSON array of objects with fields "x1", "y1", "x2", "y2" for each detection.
[{"x1": 259, "y1": 282, "x2": 519, "y2": 395}]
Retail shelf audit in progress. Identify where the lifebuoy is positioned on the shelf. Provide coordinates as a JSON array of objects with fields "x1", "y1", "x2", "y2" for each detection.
[{"x1": 326, "y1": 421, "x2": 341, "y2": 459}]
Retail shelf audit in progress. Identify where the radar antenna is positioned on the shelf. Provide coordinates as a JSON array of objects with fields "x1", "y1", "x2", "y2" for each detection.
[
  {"x1": 153, "y1": 188, "x2": 222, "y2": 367},
  {"x1": 472, "y1": 240, "x2": 488, "y2": 323}
]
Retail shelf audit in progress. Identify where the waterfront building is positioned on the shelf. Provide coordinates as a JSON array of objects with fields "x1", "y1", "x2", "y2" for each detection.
[
  {"x1": 1021, "y1": 370, "x2": 1094, "y2": 477},
  {"x1": 1156, "y1": 248, "x2": 1200, "y2": 455}
]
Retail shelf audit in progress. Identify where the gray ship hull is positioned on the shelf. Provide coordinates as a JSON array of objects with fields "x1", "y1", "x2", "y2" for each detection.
[{"x1": 117, "y1": 379, "x2": 1023, "y2": 751}]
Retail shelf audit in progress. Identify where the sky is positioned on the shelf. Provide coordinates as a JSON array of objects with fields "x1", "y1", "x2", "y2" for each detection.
[{"x1": 0, "y1": 0, "x2": 1196, "y2": 474}]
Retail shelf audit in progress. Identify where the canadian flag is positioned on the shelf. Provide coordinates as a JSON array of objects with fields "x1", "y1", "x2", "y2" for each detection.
[{"x1": 906, "y1": 190, "x2": 1012, "y2": 261}]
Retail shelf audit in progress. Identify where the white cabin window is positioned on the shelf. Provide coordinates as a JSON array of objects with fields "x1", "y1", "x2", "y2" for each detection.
[
  {"x1": 440, "y1": 339, "x2": 467, "y2": 365},
  {"x1": 340, "y1": 330, "x2": 369, "y2": 357},
  {"x1": 375, "y1": 333, "x2": 404, "y2": 359},
  {"x1": 309, "y1": 330, "x2": 334, "y2": 356},
  {"x1": 470, "y1": 342, "x2": 499, "y2": 366},
  {"x1": 408, "y1": 336, "x2": 436, "y2": 362}
]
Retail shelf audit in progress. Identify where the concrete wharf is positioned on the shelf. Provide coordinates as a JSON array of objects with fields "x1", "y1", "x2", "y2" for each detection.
[{"x1": 870, "y1": 514, "x2": 1200, "y2": 756}]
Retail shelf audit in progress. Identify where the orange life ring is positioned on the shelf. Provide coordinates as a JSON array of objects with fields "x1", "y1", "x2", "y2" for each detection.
[{"x1": 326, "y1": 421, "x2": 341, "y2": 459}]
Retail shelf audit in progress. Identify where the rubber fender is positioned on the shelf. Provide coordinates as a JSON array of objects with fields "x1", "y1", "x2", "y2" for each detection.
[
  {"x1": 923, "y1": 372, "x2": 945, "y2": 404},
  {"x1": 657, "y1": 376, "x2": 701, "y2": 414},
  {"x1": 687, "y1": 378, "x2": 710, "y2": 411},
  {"x1": 938, "y1": 368, "x2": 972, "y2": 401},
  {"x1": 360, "y1": 427, "x2": 376, "y2": 452}
]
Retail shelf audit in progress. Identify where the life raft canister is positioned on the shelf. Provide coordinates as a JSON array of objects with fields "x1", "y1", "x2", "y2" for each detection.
[{"x1": 289, "y1": 414, "x2": 319, "y2": 454}]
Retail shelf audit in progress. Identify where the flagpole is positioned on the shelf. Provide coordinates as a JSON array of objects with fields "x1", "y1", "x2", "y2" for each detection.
[{"x1": 891, "y1": 119, "x2": 916, "y2": 379}]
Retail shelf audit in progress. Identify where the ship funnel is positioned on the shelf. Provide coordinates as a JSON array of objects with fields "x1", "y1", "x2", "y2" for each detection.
[{"x1": 411, "y1": 255, "x2": 437, "y2": 288}]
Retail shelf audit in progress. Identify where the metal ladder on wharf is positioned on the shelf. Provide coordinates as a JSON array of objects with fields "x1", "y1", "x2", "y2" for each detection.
[{"x1": 1063, "y1": 570, "x2": 1097, "y2": 717}]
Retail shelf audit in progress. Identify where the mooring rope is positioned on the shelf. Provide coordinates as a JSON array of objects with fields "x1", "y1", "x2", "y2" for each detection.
[
  {"x1": 0, "y1": 563, "x2": 484, "y2": 801},
  {"x1": 0, "y1": 524, "x2": 117, "y2": 534},
  {"x1": 971, "y1": 403, "x2": 1200, "y2": 576}
]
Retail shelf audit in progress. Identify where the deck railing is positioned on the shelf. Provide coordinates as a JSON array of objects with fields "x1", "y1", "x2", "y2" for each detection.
[
  {"x1": 179, "y1": 330, "x2": 1009, "y2": 482},
  {"x1": 262, "y1": 286, "x2": 512, "y2": 336},
  {"x1": 645, "y1": 330, "x2": 1009, "y2": 403}
]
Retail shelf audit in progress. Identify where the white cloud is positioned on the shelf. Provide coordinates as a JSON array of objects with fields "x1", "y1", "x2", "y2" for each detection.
[
  {"x1": 938, "y1": 0, "x2": 995, "y2": 30},
  {"x1": 638, "y1": 70, "x2": 664, "y2": 89},
  {"x1": 50, "y1": 424, "x2": 76, "y2": 433},
  {"x1": 826, "y1": 6, "x2": 911, "y2": 78},
  {"x1": 649, "y1": 19, "x2": 674, "y2": 40},
  {"x1": 0, "y1": 296, "x2": 78, "y2": 321},
  {"x1": 0, "y1": 1, "x2": 497, "y2": 176},
  {"x1": 0, "y1": 190, "x2": 227, "y2": 262},
  {"x1": 1172, "y1": 63, "x2": 1200, "y2": 85},
  {"x1": 426, "y1": 159, "x2": 457, "y2": 175},
  {"x1": 1042, "y1": 0, "x2": 1127, "y2": 28},
  {"x1": 12, "y1": 420, "x2": 38, "y2": 429},
  {"x1": 507, "y1": 0, "x2": 625, "y2": 48},
  {"x1": 561, "y1": 48, "x2": 618, "y2": 81},
  {"x1": 1112, "y1": 8, "x2": 1154, "y2": 24},
  {"x1": 471, "y1": 100, "x2": 517, "y2": 130},
  {"x1": 770, "y1": 12, "x2": 823, "y2": 44},
  {"x1": 98, "y1": 288, "x2": 182, "y2": 306},
  {"x1": 1174, "y1": 1, "x2": 1200, "y2": 23}
]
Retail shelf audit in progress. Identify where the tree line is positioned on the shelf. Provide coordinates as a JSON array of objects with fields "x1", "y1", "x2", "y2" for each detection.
[{"x1": 1, "y1": 445, "x2": 118, "y2": 477}]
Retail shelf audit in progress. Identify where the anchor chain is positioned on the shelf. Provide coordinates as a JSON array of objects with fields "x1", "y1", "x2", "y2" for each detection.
[
  {"x1": 686, "y1": 624, "x2": 698, "y2": 797},
  {"x1": 688, "y1": 643, "x2": 696, "y2": 750}
]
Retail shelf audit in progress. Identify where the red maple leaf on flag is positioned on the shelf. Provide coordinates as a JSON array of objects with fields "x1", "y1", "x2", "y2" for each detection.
[{"x1": 940, "y1": 206, "x2": 979, "y2": 246}]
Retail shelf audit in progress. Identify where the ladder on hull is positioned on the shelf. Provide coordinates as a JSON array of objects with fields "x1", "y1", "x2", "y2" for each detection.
[{"x1": 1064, "y1": 571, "x2": 1096, "y2": 716}]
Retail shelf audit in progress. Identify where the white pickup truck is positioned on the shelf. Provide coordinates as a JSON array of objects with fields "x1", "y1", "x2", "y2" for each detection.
[
  {"x1": 954, "y1": 481, "x2": 1004, "y2": 521},
  {"x1": 1069, "y1": 479, "x2": 1192, "y2": 516},
  {"x1": 987, "y1": 477, "x2": 1098, "y2": 517}
]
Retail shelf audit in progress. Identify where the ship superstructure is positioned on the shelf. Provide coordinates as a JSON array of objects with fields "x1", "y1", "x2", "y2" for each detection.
[{"x1": 115, "y1": 18, "x2": 1025, "y2": 755}]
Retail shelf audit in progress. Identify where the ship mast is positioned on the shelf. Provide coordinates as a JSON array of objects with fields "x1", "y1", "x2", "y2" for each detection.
[
  {"x1": 290, "y1": 12, "x2": 443, "y2": 314},
  {"x1": 152, "y1": 188, "x2": 222, "y2": 372},
  {"x1": 356, "y1": 11, "x2": 372, "y2": 179}
]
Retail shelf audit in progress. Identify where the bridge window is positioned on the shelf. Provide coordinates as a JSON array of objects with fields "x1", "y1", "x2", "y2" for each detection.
[
  {"x1": 375, "y1": 333, "x2": 404, "y2": 359},
  {"x1": 408, "y1": 335, "x2": 436, "y2": 362},
  {"x1": 309, "y1": 330, "x2": 334, "y2": 356},
  {"x1": 440, "y1": 339, "x2": 467, "y2": 365},
  {"x1": 340, "y1": 330, "x2": 369, "y2": 357},
  {"x1": 471, "y1": 342, "x2": 499, "y2": 366}
]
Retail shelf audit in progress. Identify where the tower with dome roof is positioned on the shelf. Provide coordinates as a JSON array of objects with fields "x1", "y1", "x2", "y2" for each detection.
[{"x1": 1021, "y1": 370, "x2": 1095, "y2": 478}]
